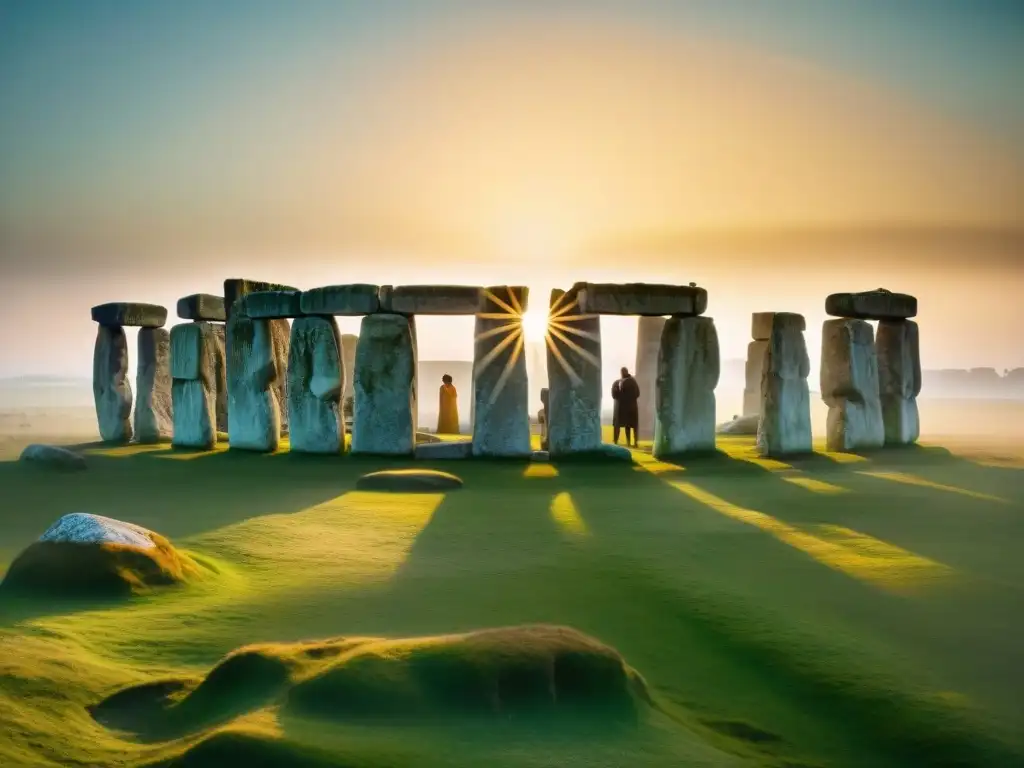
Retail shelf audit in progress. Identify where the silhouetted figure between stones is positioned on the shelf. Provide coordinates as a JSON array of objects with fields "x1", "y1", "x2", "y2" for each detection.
[
  {"x1": 437, "y1": 374, "x2": 460, "y2": 434},
  {"x1": 611, "y1": 367, "x2": 640, "y2": 447}
]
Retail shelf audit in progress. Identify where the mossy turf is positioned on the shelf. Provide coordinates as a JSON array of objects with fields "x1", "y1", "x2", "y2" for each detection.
[{"x1": 1, "y1": 430, "x2": 1023, "y2": 767}]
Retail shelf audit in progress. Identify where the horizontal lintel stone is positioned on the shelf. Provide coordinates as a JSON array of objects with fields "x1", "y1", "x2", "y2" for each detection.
[
  {"x1": 576, "y1": 283, "x2": 707, "y2": 316},
  {"x1": 177, "y1": 294, "x2": 226, "y2": 322},
  {"x1": 378, "y1": 285, "x2": 482, "y2": 315},
  {"x1": 91, "y1": 302, "x2": 167, "y2": 328},
  {"x1": 223, "y1": 279, "x2": 299, "y2": 319},
  {"x1": 300, "y1": 284, "x2": 381, "y2": 316},
  {"x1": 239, "y1": 290, "x2": 304, "y2": 319},
  {"x1": 479, "y1": 285, "x2": 530, "y2": 315},
  {"x1": 753, "y1": 311, "x2": 805, "y2": 340},
  {"x1": 825, "y1": 290, "x2": 917, "y2": 320}
]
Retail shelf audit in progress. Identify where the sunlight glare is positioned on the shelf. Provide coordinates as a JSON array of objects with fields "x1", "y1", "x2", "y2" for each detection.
[{"x1": 520, "y1": 307, "x2": 549, "y2": 342}]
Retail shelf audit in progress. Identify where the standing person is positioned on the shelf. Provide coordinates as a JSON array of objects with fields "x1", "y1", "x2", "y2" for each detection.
[
  {"x1": 437, "y1": 374, "x2": 460, "y2": 434},
  {"x1": 611, "y1": 367, "x2": 640, "y2": 447}
]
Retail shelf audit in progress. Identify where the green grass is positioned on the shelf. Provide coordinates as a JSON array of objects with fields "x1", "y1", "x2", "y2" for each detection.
[{"x1": 0, "y1": 430, "x2": 1022, "y2": 767}]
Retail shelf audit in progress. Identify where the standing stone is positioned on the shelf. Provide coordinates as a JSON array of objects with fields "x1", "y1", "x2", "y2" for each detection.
[
  {"x1": 288, "y1": 316, "x2": 344, "y2": 454},
  {"x1": 93, "y1": 326, "x2": 133, "y2": 443},
  {"x1": 635, "y1": 316, "x2": 666, "y2": 441},
  {"x1": 539, "y1": 387, "x2": 550, "y2": 451},
  {"x1": 211, "y1": 324, "x2": 227, "y2": 433},
  {"x1": 408, "y1": 315, "x2": 419, "y2": 436},
  {"x1": 546, "y1": 287, "x2": 602, "y2": 455},
  {"x1": 170, "y1": 322, "x2": 218, "y2": 449},
  {"x1": 226, "y1": 313, "x2": 282, "y2": 452},
  {"x1": 351, "y1": 314, "x2": 416, "y2": 456},
  {"x1": 135, "y1": 328, "x2": 172, "y2": 444},
  {"x1": 756, "y1": 313, "x2": 812, "y2": 456},
  {"x1": 876, "y1": 320, "x2": 921, "y2": 445},
  {"x1": 270, "y1": 319, "x2": 291, "y2": 435},
  {"x1": 472, "y1": 286, "x2": 532, "y2": 458},
  {"x1": 653, "y1": 317, "x2": 719, "y2": 458},
  {"x1": 340, "y1": 334, "x2": 358, "y2": 428},
  {"x1": 743, "y1": 341, "x2": 770, "y2": 417},
  {"x1": 820, "y1": 319, "x2": 885, "y2": 452}
]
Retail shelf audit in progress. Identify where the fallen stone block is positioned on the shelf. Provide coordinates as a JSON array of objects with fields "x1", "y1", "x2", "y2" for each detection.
[
  {"x1": 757, "y1": 312, "x2": 812, "y2": 457},
  {"x1": 19, "y1": 444, "x2": 87, "y2": 471},
  {"x1": 378, "y1": 285, "x2": 482, "y2": 315},
  {"x1": 414, "y1": 440, "x2": 473, "y2": 460},
  {"x1": 356, "y1": 468, "x2": 463, "y2": 491},
  {"x1": 91, "y1": 302, "x2": 167, "y2": 328},
  {"x1": 239, "y1": 290, "x2": 304, "y2": 319},
  {"x1": 653, "y1": 316, "x2": 719, "y2": 458},
  {"x1": 93, "y1": 325, "x2": 133, "y2": 443},
  {"x1": 547, "y1": 286, "x2": 603, "y2": 456},
  {"x1": 288, "y1": 316, "x2": 344, "y2": 454},
  {"x1": 820, "y1": 318, "x2": 884, "y2": 451},
  {"x1": 170, "y1": 322, "x2": 219, "y2": 449},
  {"x1": 576, "y1": 283, "x2": 706, "y2": 317},
  {"x1": 135, "y1": 328, "x2": 172, "y2": 444},
  {"x1": 351, "y1": 313, "x2": 416, "y2": 456},
  {"x1": 825, "y1": 289, "x2": 917, "y2": 320},
  {"x1": 717, "y1": 414, "x2": 759, "y2": 435},
  {"x1": 876, "y1": 320, "x2": 921, "y2": 445},
  {"x1": 176, "y1": 294, "x2": 226, "y2": 322},
  {"x1": 300, "y1": 284, "x2": 380, "y2": 316}
]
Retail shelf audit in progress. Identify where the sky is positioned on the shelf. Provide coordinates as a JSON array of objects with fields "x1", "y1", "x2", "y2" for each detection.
[{"x1": 1, "y1": 0, "x2": 1022, "y2": 382}]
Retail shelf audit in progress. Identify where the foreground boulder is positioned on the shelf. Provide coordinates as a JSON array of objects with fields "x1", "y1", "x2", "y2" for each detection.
[
  {"x1": 716, "y1": 414, "x2": 759, "y2": 436},
  {"x1": 1, "y1": 513, "x2": 197, "y2": 596},
  {"x1": 19, "y1": 444, "x2": 87, "y2": 471},
  {"x1": 356, "y1": 468, "x2": 463, "y2": 491}
]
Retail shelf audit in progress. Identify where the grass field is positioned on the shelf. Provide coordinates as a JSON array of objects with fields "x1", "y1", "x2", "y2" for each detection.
[{"x1": 1, "y1": 407, "x2": 1023, "y2": 767}]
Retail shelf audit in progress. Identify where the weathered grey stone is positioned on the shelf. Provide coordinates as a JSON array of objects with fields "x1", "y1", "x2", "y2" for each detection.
[
  {"x1": 135, "y1": 328, "x2": 172, "y2": 444},
  {"x1": 820, "y1": 319, "x2": 885, "y2": 452},
  {"x1": 170, "y1": 322, "x2": 218, "y2": 449},
  {"x1": 211, "y1": 324, "x2": 227, "y2": 433},
  {"x1": 652, "y1": 316, "x2": 719, "y2": 458},
  {"x1": 576, "y1": 283, "x2": 706, "y2": 317},
  {"x1": 743, "y1": 340, "x2": 770, "y2": 416},
  {"x1": 717, "y1": 414, "x2": 759, "y2": 435},
  {"x1": 239, "y1": 290, "x2": 303, "y2": 319},
  {"x1": 751, "y1": 312, "x2": 776, "y2": 341},
  {"x1": 877, "y1": 320, "x2": 921, "y2": 445},
  {"x1": 531, "y1": 450, "x2": 550, "y2": 462},
  {"x1": 634, "y1": 316, "x2": 666, "y2": 441},
  {"x1": 39, "y1": 513, "x2": 156, "y2": 549},
  {"x1": 269, "y1": 319, "x2": 290, "y2": 435},
  {"x1": 341, "y1": 334, "x2": 358, "y2": 425},
  {"x1": 539, "y1": 387, "x2": 549, "y2": 451},
  {"x1": 414, "y1": 440, "x2": 473, "y2": 460},
  {"x1": 91, "y1": 302, "x2": 167, "y2": 328},
  {"x1": 223, "y1": 279, "x2": 298, "y2": 320},
  {"x1": 226, "y1": 313, "x2": 282, "y2": 452},
  {"x1": 93, "y1": 325, "x2": 132, "y2": 443},
  {"x1": 825, "y1": 289, "x2": 917, "y2": 320},
  {"x1": 472, "y1": 286, "x2": 532, "y2": 458},
  {"x1": 176, "y1": 294, "x2": 226, "y2": 322},
  {"x1": 378, "y1": 285, "x2": 482, "y2": 315},
  {"x1": 408, "y1": 315, "x2": 419, "y2": 436},
  {"x1": 546, "y1": 287, "x2": 602, "y2": 456},
  {"x1": 287, "y1": 316, "x2": 344, "y2": 454},
  {"x1": 351, "y1": 313, "x2": 416, "y2": 456},
  {"x1": 356, "y1": 469, "x2": 463, "y2": 491},
  {"x1": 19, "y1": 444, "x2": 87, "y2": 471},
  {"x1": 300, "y1": 284, "x2": 380, "y2": 316},
  {"x1": 757, "y1": 313, "x2": 812, "y2": 457}
]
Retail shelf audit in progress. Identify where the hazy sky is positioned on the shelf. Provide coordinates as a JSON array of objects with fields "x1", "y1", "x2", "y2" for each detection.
[{"x1": 1, "y1": 0, "x2": 1022, "y2": 380}]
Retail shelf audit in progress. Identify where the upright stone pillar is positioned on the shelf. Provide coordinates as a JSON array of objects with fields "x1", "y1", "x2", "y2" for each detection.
[
  {"x1": 211, "y1": 325, "x2": 227, "y2": 434},
  {"x1": 179, "y1": 294, "x2": 228, "y2": 436},
  {"x1": 472, "y1": 286, "x2": 532, "y2": 458},
  {"x1": 653, "y1": 316, "x2": 719, "y2": 458},
  {"x1": 820, "y1": 319, "x2": 885, "y2": 451},
  {"x1": 351, "y1": 313, "x2": 416, "y2": 455},
  {"x1": 877, "y1": 320, "x2": 920, "y2": 445},
  {"x1": 756, "y1": 313, "x2": 812, "y2": 456},
  {"x1": 635, "y1": 316, "x2": 666, "y2": 442},
  {"x1": 288, "y1": 316, "x2": 345, "y2": 454},
  {"x1": 135, "y1": 328, "x2": 172, "y2": 443},
  {"x1": 547, "y1": 286, "x2": 602, "y2": 455},
  {"x1": 743, "y1": 313, "x2": 774, "y2": 417},
  {"x1": 170, "y1": 322, "x2": 219, "y2": 449},
  {"x1": 341, "y1": 334, "x2": 358, "y2": 428}
]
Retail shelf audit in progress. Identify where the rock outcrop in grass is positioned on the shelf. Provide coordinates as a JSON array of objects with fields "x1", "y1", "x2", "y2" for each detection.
[{"x1": 356, "y1": 468, "x2": 463, "y2": 491}]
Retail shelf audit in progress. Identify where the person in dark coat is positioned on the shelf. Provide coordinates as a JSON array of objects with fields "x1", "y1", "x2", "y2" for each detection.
[{"x1": 611, "y1": 367, "x2": 640, "y2": 447}]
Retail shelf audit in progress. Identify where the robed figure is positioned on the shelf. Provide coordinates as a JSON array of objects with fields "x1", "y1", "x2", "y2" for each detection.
[
  {"x1": 611, "y1": 367, "x2": 640, "y2": 447},
  {"x1": 437, "y1": 374, "x2": 460, "y2": 434}
]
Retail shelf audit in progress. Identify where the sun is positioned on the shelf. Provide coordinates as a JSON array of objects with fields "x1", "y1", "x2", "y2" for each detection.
[{"x1": 520, "y1": 308, "x2": 549, "y2": 342}]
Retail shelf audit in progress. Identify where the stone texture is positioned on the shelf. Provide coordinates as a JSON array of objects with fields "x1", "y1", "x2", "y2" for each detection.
[
  {"x1": 652, "y1": 316, "x2": 719, "y2": 458},
  {"x1": 576, "y1": 283, "x2": 707, "y2": 317},
  {"x1": 91, "y1": 302, "x2": 167, "y2": 328},
  {"x1": 135, "y1": 328, "x2": 172, "y2": 444},
  {"x1": 351, "y1": 313, "x2": 416, "y2": 455},
  {"x1": 414, "y1": 440, "x2": 474, "y2": 460},
  {"x1": 820, "y1": 318, "x2": 885, "y2": 451},
  {"x1": 757, "y1": 313, "x2": 812, "y2": 456},
  {"x1": 211, "y1": 324, "x2": 228, "y2": 433},
  {"x1": 170, "y1": 322, "x2": 218, "y2": 449},
  {"x1": 751, "y1": 312, "x2": 780, "y2": 341},
  {"x1": 93, "y1": 325, "x2": 133, "y2": 443},
  {"x1": 742, "y1": 340, "x2": 770, "y2": 416},
  {"x1": 825, "y1": 289, "x2": 917, "y2": 320},
  {"x1": 634, "y1": 316, "x2": 666, "y2": 441},
  {"x1": 546, "y1": 287, "x2": 602, "y2": 456},
  {"x1": 300, "y1": 284, "x2": 380, "y2": 316},
  {"x1": 269, "y1": 319, "x2": 291, "y2": 435},
  {"x1": 378, "y1": 285, "x2": 482, "y2": 315},
  {"x1": 717, "y1": 414, "x2": 759, "y2": 435},
  {"x1": 177, "y1": 294, "x2": 226, "y2": 322},
  {"x1": 356, "y1": 469, "x2": 463, "y2": 491},
  {"x1": 39, "y1": 513, "x2": 155, "y2": 549},
  {"x1": 223, "y1": 279, "x2": 298, "y2": 320},
  {"x1": 472, "y1": 286, "x2": 532, "y2": 458},
  {"x1": 19, "y1": 444, "x2": 87, "y2": 471},
  {"x1": 226, "y1": 313, "x2": 282, "y2": 451},
  {"x1": 287, "y1": 316, "x2": 344, "y2": 454},
  {"x1": 876, "y1": 320, "x2": 921, "y2": 445},
  {"x1": 341, "y1": 334, "x2": 358, "y2": 426},
  {"x1": 239, "y1": 290, "x2": 304, "y2": 319}
]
